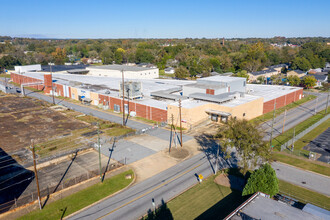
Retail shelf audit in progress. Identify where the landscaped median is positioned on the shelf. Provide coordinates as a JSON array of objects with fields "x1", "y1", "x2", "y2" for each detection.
[{"x1": 19, "y1": 170, "x2": 134, "y2": 220}]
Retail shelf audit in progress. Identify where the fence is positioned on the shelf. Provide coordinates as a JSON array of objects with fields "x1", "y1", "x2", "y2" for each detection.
[
  {"x1": 280, "y1": 114, "x2": 330, "y2": 151},
  {"x1": 0, "y1": 163, "x2": 123, "y2": 214},
  {"x1": 279, "y1": 191, "x2": 329, "y2": 210}
]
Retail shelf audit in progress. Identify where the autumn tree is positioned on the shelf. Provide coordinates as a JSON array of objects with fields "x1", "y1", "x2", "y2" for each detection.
[
  {"x1": 215, "y1": 118, "x2": 270, "y2": 174},
  {"x1": 174, "y1": 66, "x2": 190, "y2": 79},
  {"x1": 234, "y1": 70, "x2": 249, "y2": 80},
  {"x1": 286, "y1": 75, "x2": 301, "y2": 86},
  {"x1": 51, "y1": 47, "x2": 67, "y2": 65},
  {"x1": 302, "y1": 75, "x2": 317, "y2": 88},
  {"x1": 242, "y1": 163, "x2": 279, "y2": 197}
]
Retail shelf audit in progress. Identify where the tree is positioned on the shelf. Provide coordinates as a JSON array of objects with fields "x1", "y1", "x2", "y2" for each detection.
[
  {"x1": 174, "y1": 66, "x2": 190, "y2": 79},
  {"x1": 302, "y1": 75, "x2": 317, "y2": 88},
  {"x1": 286, "y1": 75, "x2": 301, "y2": 86},
  {"x1": 0, "y1": 55, "x2": 21, "y2": 71},
  {"x1": 257, "y1": 76, "x2": 265, "y2": 84},
  {"x1": 291, "y1": 57, "x2": 312, "y2": 71},
  {"x1": 51, "y1": 47, "x2": 67, "y2": 65},
  {"x1": 242, "y1": 163, "x2": 279, "y2": 197},
  {"x1": 215, "y1": 118, "x2": 270, "y2": 174},
  {"x1": 235, "y1": 70, "x2": 249, "y2": 80}
]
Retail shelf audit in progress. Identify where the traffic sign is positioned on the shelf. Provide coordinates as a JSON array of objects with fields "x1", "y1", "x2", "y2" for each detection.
[{"x1": 198, "y1": 174, "x2": 204, "y2": 180}]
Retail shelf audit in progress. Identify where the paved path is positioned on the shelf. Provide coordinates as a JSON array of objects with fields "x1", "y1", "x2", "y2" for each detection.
[{"x1": 272, "y1": 162, "x2": 330, "y2": 196}]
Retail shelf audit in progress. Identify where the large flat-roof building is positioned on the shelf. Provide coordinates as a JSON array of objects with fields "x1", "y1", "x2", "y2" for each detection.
[
  {"x1": 10, "y1": 69, "x2": 303, "y2": 129},
  {"x1": 86, "y1": 64, "x2": 159, "y2": 79}
]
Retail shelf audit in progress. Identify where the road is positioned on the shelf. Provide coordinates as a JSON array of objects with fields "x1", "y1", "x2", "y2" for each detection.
[
  {"x1": 262, "y1": 92, "x2": 329, "y2": 141},
  {"x1": 272, "y1": 162, "x2": 330, "y2": 196},
  {"x1": 69, "y1": 153, "x2": 235, "y2": 220}
]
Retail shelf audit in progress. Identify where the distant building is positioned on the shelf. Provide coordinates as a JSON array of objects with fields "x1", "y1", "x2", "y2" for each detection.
[
  {"x1": 164, "y1": 67, "x2": 175, "y2": 74},
  {"x1": 286, "y1": 70, "x2": 306, "y2": 78},
  {"x1": 87, "y1": 64, "x2": 159, "y2": 79},
  {"x1": 14, "y1": 64, "x2": 41, "y2": 73},
  {"x1": 248, "y1": 69, "x2": 278, "y2": 82}
]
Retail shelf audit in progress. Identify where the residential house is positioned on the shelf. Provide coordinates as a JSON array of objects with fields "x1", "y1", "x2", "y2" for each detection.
[{"x1": 164, "y1": 67, "x2": 175, "y2": 74}]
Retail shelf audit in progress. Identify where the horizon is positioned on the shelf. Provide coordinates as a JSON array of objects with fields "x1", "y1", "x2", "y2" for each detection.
[{"x1": 1, "y1": 0, "x2": 330, "y2": 39}]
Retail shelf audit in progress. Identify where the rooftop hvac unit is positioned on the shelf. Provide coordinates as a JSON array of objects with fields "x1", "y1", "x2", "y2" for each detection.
[{"x1": 119, "y1": 81, "x2": 142, "y2": 99}]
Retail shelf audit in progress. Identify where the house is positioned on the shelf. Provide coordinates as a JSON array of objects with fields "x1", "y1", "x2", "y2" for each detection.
[
  {"x1": 164, "y1": 67, "x2": 175, "y2": 74},
  {"x1": 248, "y1": 68, "x2": 278, "y2": 82},
  {"x1": 313, "y1": 74, "x2": 328, "y2": 87},
  {"x1": 286, "y1": 70, "x2": 306, "y2": 78}
]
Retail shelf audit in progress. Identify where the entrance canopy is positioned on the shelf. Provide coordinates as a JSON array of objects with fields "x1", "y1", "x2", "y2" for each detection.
[{"x1": 205, "y1": 109, "x2": 231, "y2": 117}]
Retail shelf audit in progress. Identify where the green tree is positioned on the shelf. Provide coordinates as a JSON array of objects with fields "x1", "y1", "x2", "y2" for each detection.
[
  {"x1": 234, "y1": 70, "x2": 249, "y2": 80},
  {"x1": 302, "y1": 75, "x2": 317, "y2": 88},
  {"x1": 0, "y1": 55, "x2": 21, "y2": 71},
  {"x1": 291, "y1": 57, "x2": 312, "y2": 71},
  {"x1": 242, "y1": 163, "x2": 279, "y2": 197},
  {"x1": 286, "y1": 75, "x2": 301, "y2": 86},
  {"x1": 174, "y1": 66, "x2": 190, "y2": 79},
  {"x1": 215, "y1": 119, "x2": 270, "y2": 174},
  {"x1": 257, "y1": 76, "x2": 265, "y2": 84}
]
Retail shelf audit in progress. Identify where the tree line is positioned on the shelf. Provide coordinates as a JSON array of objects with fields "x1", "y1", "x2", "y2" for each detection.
[{"x1": 1, "y1": 37, "x2": 330, "y2": 76}]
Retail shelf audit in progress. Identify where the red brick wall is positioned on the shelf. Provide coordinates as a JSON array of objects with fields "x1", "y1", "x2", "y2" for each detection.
[
  {"x1": 54, "y1": 83, "x2": 64, "y2": 97},
  {"x1": 99, "y1": 94, "x2": 110, "y2": 106},
  {"x1": 11, "y1": 73, "x2": 44, "y2": 90},
  {"x1": 263, "y1": 89, "x2": 304, "y2": 114},
  {"x1": 206, "y1": 89, "x2": 215, "y2": 95}
]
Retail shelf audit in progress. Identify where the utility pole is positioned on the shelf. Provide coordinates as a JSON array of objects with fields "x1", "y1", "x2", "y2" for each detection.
[
  {"x1": 50, "y1": 64, "x2": 55, "y2": 105},
  {"x1": 97, "y1": 122, "x2": 102, "y2": 181},
  {"x1": 121, "y1": 69, "x2": 125, "y2": 126},
  {"x1": 31, "y1": 140, "x2": 42, "y2": 210},
  {"x1": 214, "y1": 141, "x2": 220, "y2": 174},
  {"x1": 325, "y1": 91, "x2": 329, "y2": 114},
  {"x1": 282, "y1": 109, "x2": 287, "y2": 134},
  {"x1": 292, "y1": 127, "x2": 296, "y2": 152},
  {"x1": 178, "y1": 99, "x2": 183, "y2": 147},
  {"x1": 269, "y1": 101, "x2": 276, "y2": 148},
  {"x1": 314, "y1": 97, "x2": 318, "y2": 115}
]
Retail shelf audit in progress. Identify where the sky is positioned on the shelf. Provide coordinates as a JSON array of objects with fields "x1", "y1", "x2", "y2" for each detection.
[{"x1": 0, "y1": 0, "x2": 329, "y2": 39}]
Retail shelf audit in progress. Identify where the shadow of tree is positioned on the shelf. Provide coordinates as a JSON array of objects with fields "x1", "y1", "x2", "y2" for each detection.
[
  {"x1": 195, "y1": 191, "x2": 249, "y2": 220},
  {"x1": 141, "y1": 199, "x2": 173, "y2": 220}
]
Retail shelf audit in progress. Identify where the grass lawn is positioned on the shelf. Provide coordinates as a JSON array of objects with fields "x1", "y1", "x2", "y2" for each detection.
[
  {"x1": 272, "y1": 109, "x2": 329, "y2": 150},
  {"x1": 279, "y1": 180, "x2": 330, "y2": 210},
  {"x1": 293, "y1": 118, "x2": 329, "y2": 151},
  {"x1": 105, "y1": 127, "x2": 135, "y2": 136},
  {"x1": 272, "y1": 153, "x2": 330, "y2": 176},
  {"x1": 19, "y1": 170, "x2": 134, "y2": 220},
  {"x1": 251, "y1": 95, "x2": 316, "y2": 125},
  {"x1": 0, "y1": 73, "x2": 11, "y2": 78},
  {"x1": 166, "y1": 174, "x2": 247, "y2": 220}
]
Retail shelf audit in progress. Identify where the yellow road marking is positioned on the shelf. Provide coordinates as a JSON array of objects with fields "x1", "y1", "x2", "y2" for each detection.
[{"x1": 97, "y1": 163, "x2": 202, "y2": 220}]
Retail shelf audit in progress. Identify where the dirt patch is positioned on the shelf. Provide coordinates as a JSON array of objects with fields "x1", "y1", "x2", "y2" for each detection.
[
  {"x1": 214, "y1": 173, "x2": 245, "y2": 191},
  {"x1": 0, "y1": 95, "x2": 88, "y2": 155},
  {"x1": 169, "y1": 148, "x2": 189, "y2": 159}
]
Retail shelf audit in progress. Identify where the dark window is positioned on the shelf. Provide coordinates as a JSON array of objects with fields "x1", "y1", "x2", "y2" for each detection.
[{"x1": 243, "y1": 113, "x2": 246, "y2": 117}]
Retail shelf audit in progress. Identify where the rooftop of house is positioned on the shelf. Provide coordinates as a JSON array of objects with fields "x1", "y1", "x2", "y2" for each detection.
[
  {"x1": 288, "y1": 69, "x2": 306, "y2": 74},
  {"x1": 229, "y1": 193, "x2": 323, "y2": 220},
  {"x1": 249, "y1": 68, "x2": 278, "y2": 76},
  {"x1": 87, "y1": 64, "x2": 158, "y2": 71}
]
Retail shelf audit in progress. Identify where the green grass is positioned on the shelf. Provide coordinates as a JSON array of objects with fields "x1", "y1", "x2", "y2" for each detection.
[
  {"x1": 279, "y1": 180, "x2": 330, "y2": 210},
  {"x1": 105, "y1": 127, "x2": 135, "y2": 137},
  {"x1": 19, "y1": 170, "x2": 134, "y2": 220},
  {"x1": 0, "y1": 73, "x2": 11, "y2": 78},
  {"x1": 272, "y1": 153, "x2": 330, "y2": 176},
  {"x1": 273, "y1": 109, "x2": 329, "y2": 150},
  {"x1": 159, "y1": 69, "x2": 175, "y2": 77},
  {"x1": 251, "y1": 95, "x2": 317, "y2": 124},
  {"x1": 166, "y1": 174, "x2": 247, "y2": 220},
  {"x1": 293, "y1": 118, "x2": 330, "y2": 151}
]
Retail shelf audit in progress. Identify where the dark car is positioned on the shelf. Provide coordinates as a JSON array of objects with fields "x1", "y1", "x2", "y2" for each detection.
[{"x1": 16, "y1": 88, "x2": 21, "y2": 93}]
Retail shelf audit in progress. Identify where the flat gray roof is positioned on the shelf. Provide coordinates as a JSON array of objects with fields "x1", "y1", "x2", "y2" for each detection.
[
  {"x1": 198, "y1": 75, "x2": 245, "y2": 83},
  {"x1": 87, "y1": 64, "x2": 157, "y2": 72},
  {"x1": 247, "y1": 84, "x2": 302, "y2": 102},
  {"x1": 184, "y1": 83, "x2": 226, "y2": 90},
  {"x1": 230, "y1": 194, "x2": 322, "y2": 220}
]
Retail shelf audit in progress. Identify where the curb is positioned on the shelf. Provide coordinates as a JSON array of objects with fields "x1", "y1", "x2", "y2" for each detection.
[{"x1": 63, "y1": 169, "x2": 136, "y2": 219}]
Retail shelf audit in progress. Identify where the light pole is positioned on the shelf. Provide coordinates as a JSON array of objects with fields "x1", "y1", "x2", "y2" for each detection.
[{"x1": 50, "y1": 64, "x2": 55, "y2": 105}]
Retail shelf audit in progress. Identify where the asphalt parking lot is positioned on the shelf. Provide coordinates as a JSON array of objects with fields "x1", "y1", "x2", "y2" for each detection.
[{"x1": 304, "y1": 127, "x2": 330, "y2": 163}]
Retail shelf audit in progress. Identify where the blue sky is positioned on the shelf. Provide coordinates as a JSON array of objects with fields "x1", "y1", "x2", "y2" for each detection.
[{"x1": 1, "y1": 0, "x2": 329, "y2": 38}]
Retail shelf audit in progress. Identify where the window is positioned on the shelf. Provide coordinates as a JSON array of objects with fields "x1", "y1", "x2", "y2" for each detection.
[
  {"x1": 243, "y1": 81, "x2": 246, "y2": 86},
  {"x1": 243, "y1": 113, "x2": 246, "y2": 117},
  {"x1": 114, "y1": 104, "x2": 120, "y2": 112}
]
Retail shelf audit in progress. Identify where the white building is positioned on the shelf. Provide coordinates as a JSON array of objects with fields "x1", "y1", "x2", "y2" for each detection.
[
  {"x1": 164, "y1": 67, "x2": 175, "y2": 74},
  {"x1": 87, "y1": 64, "x2": 159, "y2": 79},
  {"x1": 14, "y1": 64, "x2": 41, "y2": 73}
]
